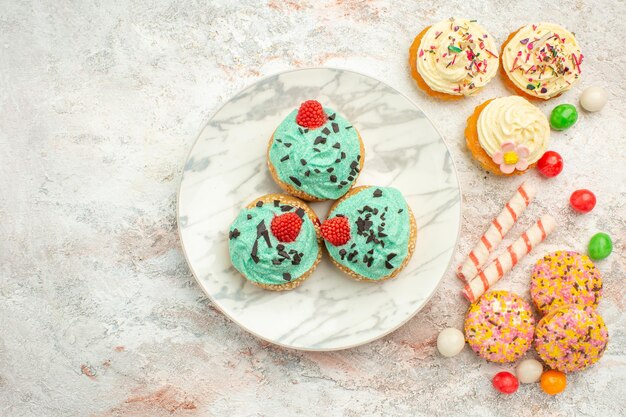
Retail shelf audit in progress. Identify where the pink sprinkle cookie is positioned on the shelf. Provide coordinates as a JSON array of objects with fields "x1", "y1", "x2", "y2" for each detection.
[
  {"x1": 464, "y1": 291, "x2": 535, "y2": 363},
  {"x1": 535, "y1": 304, "x2": 609, "y2": 373},
  {"x1": 531, "y1": 251, "x2": 603, "y2": 315}
]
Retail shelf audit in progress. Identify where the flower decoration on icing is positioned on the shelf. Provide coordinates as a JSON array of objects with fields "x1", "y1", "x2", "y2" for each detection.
[{"x1": 492, "y1": 142, "x2": 530, "y2": 174}]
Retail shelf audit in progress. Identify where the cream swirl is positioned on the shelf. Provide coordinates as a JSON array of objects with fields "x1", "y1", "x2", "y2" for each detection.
[
  {"x1": 416, "y1": 18, "x2": 499, "y2": 96},
  {"x1": 502, "y1": 23, "x2": 583, "y2": 99},
  {"x1": 477, "y1": 96, "x2": 550, "y2": 165}
]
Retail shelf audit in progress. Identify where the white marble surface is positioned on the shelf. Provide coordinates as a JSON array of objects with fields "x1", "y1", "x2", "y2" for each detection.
[{"x1": 1, "y1": 1, "x2": 624, "y2": 416}]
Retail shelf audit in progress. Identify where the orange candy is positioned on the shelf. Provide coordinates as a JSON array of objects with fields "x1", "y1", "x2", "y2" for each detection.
[{"x1": 540, "y1": 370, "x2": 567, "y2": 395}]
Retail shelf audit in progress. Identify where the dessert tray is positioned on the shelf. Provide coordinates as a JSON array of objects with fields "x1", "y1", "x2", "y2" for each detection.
[{"x1": 177, "y1": 68, "x2": 461, "y2": 350}]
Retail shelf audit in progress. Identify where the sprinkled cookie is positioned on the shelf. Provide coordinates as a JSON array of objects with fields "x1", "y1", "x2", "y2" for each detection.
[
  {"x1": 531, "y1": 251, "x2": 603, "y2": 315},
  {"x1": 464, "y1": 291, "x2": 535, "y2": 363},
  {"x1": 535, "y1": 304, "x2": 608, "y2": 372},
  {"x1": 501, "y1": 23, "x2": 583, "y2": 100},
  {"x1": 267, "y1": 100, "x2": 364, "y2": 201},
  {"x1": 409, "y1": 17, "x2": 499, "y2": 99},
  {"x1": 320, "y1": 186, "x2": 416, "y2": 282},
  {"x1": 228, "y1": 194, "x2": 322, "y2": 291}
]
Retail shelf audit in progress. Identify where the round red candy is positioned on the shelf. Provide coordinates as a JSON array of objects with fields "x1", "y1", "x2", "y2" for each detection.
[
  {"x1": 570, "y1": 189, "x2": 596, "y2": 213},
  {"x1": 493, "y1": 371, "x2": 519, "y2": 394},
  {"x1": 537, "y1": 151, "x2": 563, "y2": 177}
]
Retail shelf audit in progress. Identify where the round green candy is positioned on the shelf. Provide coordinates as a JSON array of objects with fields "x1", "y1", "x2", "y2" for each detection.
[
  {"x1": 588, "y1": 233, "x2": 613, "y2": 260},
  {"x1": 550, "y1": 104, "x2": 578, "y2": 131}
]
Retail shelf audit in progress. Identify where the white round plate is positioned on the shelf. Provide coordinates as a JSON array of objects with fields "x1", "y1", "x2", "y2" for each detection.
[{"x1": 178, "y1": 68, "x2": 461, "y2": 351}]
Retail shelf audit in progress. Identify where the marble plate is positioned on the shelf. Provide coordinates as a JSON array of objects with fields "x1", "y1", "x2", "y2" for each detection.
[{"x1": 178, "y1": 68, "x2": 461, "y2": 351}]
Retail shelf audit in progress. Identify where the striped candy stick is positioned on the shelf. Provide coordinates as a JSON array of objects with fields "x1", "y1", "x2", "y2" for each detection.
[
  {"x1": 457, "y1": 181, "x2": 536, "y2": 282},
  {"x1": 462, "y1": 214, "x2": 556, "y2": 303}
]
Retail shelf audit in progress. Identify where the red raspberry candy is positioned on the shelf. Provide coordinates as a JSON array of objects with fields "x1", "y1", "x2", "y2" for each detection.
[
  {"x1": 270, "y1": 212, "x2": 303, "y2": 243},
  {"x1": 296, "y1": 100, "x2": 326, "y2": 129},
  {"x1": 320, "y1": 216, "x2": 351, "y2": 246}
]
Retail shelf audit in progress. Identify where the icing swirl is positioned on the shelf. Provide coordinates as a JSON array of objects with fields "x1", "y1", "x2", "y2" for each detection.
[
  {"x1": 269, "y1": 107, "x2": 361, "y2": 200},
  {"x1": 477, "y1": 96, "x2": 550, "y2": 167},
  {"x1": 229, "y1": 199, "x2": 319, "y2": 286},
  {"x1": 502, "y1": 23, "x2": 583, "y2": 99},
  {"x1": 415, "y1": 18, "x2": 499, "y2": 96},
  {"x1": 325, "y1": 187, "x2": 411, "y2": 280}
]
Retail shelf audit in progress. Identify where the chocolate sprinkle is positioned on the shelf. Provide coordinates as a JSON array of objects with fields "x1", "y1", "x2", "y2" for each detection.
[
  {"x1": 332, "y1": 142, "x2": 341, "y2": 149},
  {"x1": 339, "y1": 249, "x2": 347, "y2": 259},
  {"x1": 328, "y1": 113, "x2": 336, "y2": 120},
  {"x1": 280, "y1": 205, "x2": 293, "y2": 212},
  {"x1": 332, "y1": 122, "x2": 339, "y2": 133},
  {"x1": 272, "y1": 259, "x2": 282, "y2": 265},
  {"x1": 246, "y1": 214, "x2": 252, "y2": 220},
  {"x1": 385, "y1": 261, "x2": 394, "y2": 269},
  {"x1": 295, "y1": 208, "x2": 305, "y2": 218},
  {"x1": 373, "y1": 189, "x2": 383, "y2": 198},
  {"x1": 229, "y1": 229, "x2": 240, "y2": 240},
  {"x1": 298, "y1": 128, "x2": 303, "y2": 134},
  {"x1": 283, "y1": 273, "x2": 292, "y2": 282},
  {"x1": 314, "y1": 136, "x2": 326, "y2": 145},
  {"x1": 322, "y1": 127, "x2": 330, "y2": 135},
  {"x1": 335, "y1": 159, "x2": 341, "y2": 164},
  {"x1": 341, "y1": 152, "x2": 346, "y2": 159},
  {"x1": 304, "y1": 170, "x2": 311, "y2": 177},
  {"x1": 290, "y1": 176, "x2": 302, "y2": 186},
  {"x1": 274, "y1": 200, "x2": 280, "y2": 207},
  {"x1": 398, "y1": 209, "x2": 404, "y2": 213},
  {"x1": 386, "y1": 253, "x2": 396, "y2": 261},
  {"x1": 330, "y1": 175, "x2": 337, "y2": 183},
  {"x1": 256, "y1": 201, "x2": 263, "y2": 207},
  {"x1": 347, "y1": 176, "x2": 354, "y2": 181},
  {"x1": 284, "y1": 143, "x2": 292, "y2": 148},
  {"x1": 300, "y1": 159, "x2": 307, "y2": 165},
  {"x1": 345, "y1": 126, "x2": 353, "y2": 130},
  {"x1": 314, "y1": 169, "x2": 321, "y2": 174},
  {"x1": 251, "y1": 241, "x2": 259, "y2": 263},
  {"x1": 313, "y1": 148, "x2": 321, "y2": 152},
  {"x1": 327, "y1": 167, "x2": 334, "y2": 173},
  {"x1": 280, "y1": 155, "x2": 289, "y2": 162}
]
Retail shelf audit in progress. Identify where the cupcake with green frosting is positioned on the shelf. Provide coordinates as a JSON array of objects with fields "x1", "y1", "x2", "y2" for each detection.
[
  {"x1": 228, "y1": 194, "x2": 322, "y2": 291},
  {"x1": 320, "y1": 186, "x2": 417, "y2": 282},
  {"x1": 267, "y1": 100, "x2": 365, "y2": 201}
]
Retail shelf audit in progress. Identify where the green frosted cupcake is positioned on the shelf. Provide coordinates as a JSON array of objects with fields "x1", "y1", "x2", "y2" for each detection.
[
  {"x1": 320, "y1": 186, "x2": 417, "y2": 282},
  {"x1": 228, "y1": 194, "x2": 322, "y2": 291},
  {"x1": 267, "y1": 100, "x2": 364, "y2": 201}
]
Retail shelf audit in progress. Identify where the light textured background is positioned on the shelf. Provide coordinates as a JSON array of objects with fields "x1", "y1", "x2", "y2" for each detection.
[{"x1": 1, "y1": 1, "x2": 624, "y2": 416}]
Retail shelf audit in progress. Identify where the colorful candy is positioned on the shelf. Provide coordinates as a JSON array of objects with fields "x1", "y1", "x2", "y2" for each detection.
[
  {"x1": 536, "y1": 151, "x2": 563, "y2": 177},
  {"x1": 570, "y1": 189, "x2": 596, "y2": 213},
  {"x1": 588, "y1": 233, "x2": 613, "y2": 260},
  {"x1": 580, "y1": 86, "x2": 608, "y2": 112},
  {"x1": 436, "y1": 328, "x2": 465, "y2": 357},
  {"x1": 516, "y1": 359, "x2": 543, "y2": 384},
  {"x1": 550, "y1": 104, "x2": 578, "y2": 130},
  {"x1": 493, "y1": 372, "x2": 519, "y2": 394},
  {"x1": 540, "y1": 370, "x2": 566, "y2": 395}
]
